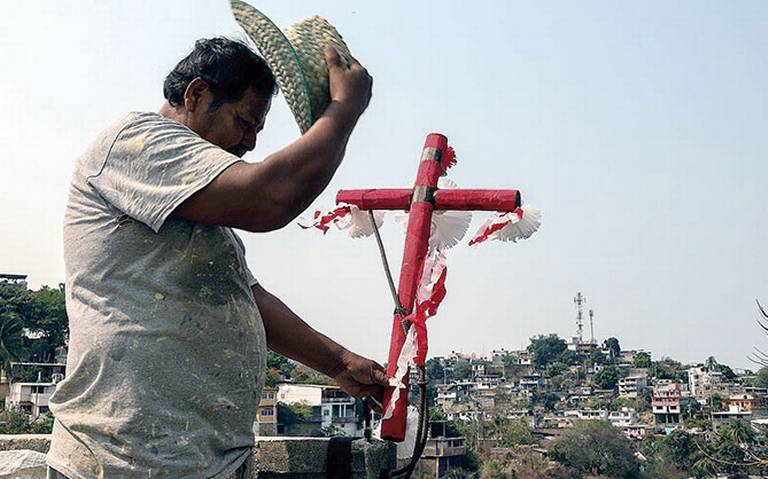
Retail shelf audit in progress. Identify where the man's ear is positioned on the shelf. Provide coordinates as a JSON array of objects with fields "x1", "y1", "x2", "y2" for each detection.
[{"x1": 183, "y1": 77, "x2": 210, "y2": 113}]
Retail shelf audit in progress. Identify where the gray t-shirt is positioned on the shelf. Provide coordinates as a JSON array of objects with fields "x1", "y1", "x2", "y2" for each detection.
[{"x1": 48, "y1": 112, "x2": 267, "y2": 479}]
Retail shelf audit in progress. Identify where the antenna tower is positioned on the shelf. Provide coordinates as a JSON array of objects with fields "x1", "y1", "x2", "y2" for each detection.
[
  {"x1": 589, "y1": 309, "x2": 595, "y2": 345},
  {"x1": 574, "y1": 292, "x2": 586, "y2": 343}
]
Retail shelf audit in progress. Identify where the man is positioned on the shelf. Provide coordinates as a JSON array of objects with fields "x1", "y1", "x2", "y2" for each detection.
[{"x1": 48, "y1": 37, "x2": 387, "y2": 478}]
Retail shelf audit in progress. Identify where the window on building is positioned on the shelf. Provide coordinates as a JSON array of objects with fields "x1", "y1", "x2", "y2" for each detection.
[
  {"x1": 260, "y1": 407, "x2": 274, "y2": 417},
  {"x1": 31, "y1": 386, "x2": 46, "y2": 394},
  {"x1": 262, "y1": 391, "x2": 274, "y2": 400}
]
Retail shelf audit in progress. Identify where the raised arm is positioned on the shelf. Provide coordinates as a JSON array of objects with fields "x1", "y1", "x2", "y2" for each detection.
[{"x1": 173, "y1": 46, "x2": 372, "y2": 231}]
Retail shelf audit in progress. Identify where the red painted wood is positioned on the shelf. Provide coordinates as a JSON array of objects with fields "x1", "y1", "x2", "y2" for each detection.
[
  {"x1": 380, "y1": 134, "x2": 445, "y2": 441},
  {"x1": 336, "y1": 189, "x2": 411, "y2": 210},
  {"x1": 435, "y1": 189, "x2": 521, "y2": 212},
  {"x1": 336, "y1": 188, "x2": 521, "y2": 212}
]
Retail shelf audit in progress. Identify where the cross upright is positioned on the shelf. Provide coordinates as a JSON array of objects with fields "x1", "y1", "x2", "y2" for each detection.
[{"x1": 336, "y1": 133, "x2": 524, "y2": 442}]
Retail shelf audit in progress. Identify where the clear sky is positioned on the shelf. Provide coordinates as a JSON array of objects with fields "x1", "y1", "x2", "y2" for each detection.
[{"x1": 1, "y1": 1, "x2": 766, "y2": 369}]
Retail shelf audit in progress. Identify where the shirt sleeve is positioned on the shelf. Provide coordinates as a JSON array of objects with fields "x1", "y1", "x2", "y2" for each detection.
[{"x1": 86, "y1": 113, "x2": 241, "y2": 233}]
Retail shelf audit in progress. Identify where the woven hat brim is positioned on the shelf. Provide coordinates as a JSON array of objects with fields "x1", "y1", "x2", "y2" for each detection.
[{"x1": 231, "y1": 0, "x2": 314, "y2": 133}]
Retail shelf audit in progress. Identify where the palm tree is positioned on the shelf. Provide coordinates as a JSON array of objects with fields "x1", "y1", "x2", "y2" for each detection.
[
  {"x1": 704, "y1": 356, "x2": 719, "y2": 372},
  {"x1": 0, "y1": 312, "x2": 24, "y2": 374},
  {"x1": 718, "y1": 419, "x2": 754, "y2": 446}
]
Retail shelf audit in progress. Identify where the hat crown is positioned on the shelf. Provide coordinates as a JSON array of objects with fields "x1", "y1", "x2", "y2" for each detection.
[
  {"x1": 283, "y1": 16, "x2": 352, "y2": 127},
  {"x1": 231, "y1": 1, "x2": 352, "y2": 133}
]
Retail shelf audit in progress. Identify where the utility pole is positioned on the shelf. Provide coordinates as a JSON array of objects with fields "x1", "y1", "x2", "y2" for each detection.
[
  {"x1": 589, "y1": 309, "x2": 595, "y2": 345},
  {"x1": 574, "y1": 292, "x2": 586, "y2": 343}
]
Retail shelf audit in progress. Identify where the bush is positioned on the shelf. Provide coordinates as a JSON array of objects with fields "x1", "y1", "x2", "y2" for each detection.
[{"x1": 547, "y1": 420, "x2": 640, "y2": 479}]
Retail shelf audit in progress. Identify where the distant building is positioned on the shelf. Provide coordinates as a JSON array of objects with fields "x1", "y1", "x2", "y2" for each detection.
[
  {"x1": 419, "y1": 421, "x2": 466, "y2": 478},
  {"x1": 608, "y1": 408, "x2": 638, "y2": 427},
  {"x1": 652, "y1": 382, "x2": 682, "y2": 425},
  {"x1": 712, "y1": 403, "x2": 752, "y2": 431},
  {"x1": 564, "y1": 408, "x2": 608, "y2": 421},
  {"x1": 436, "y1": 382, "x2": 473, "y2": 410},
  {"x1": 688, "y1": 366, "x2": 725, "y2": 400},
  {"x1": 0, "y1": 274, "x2": 28, "y2": 288},
  {"x1": 519, "y1": 374, "x2": 543, "y2": 396},
  {"x1": 6, "y1": 382, "x2": 56, "y2": 416},
  {"x1": 618, "y1": 373, "x2": 648, "y2": 398},
  {"x1": 565, "y1": 337, "x2": 594, "y2": 353},
  {"x1": 4, "y1": 362, "x2": 66, "y2": 417},
  {"x1": 490, "y1": 349, "x2": 510, "y2": 367},
  {"x1": 277, "y1": 384, "x2": 362, "y2": 437},
  {"x1": 725, "y1": 394, "x2": 754, "y2": 413},
  {"x1": 253, "y1": 387, "x2": 277, "y2": 436}
]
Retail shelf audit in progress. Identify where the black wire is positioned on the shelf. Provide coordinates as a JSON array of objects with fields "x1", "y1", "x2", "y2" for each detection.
[
  {"x1": 389, "y1": 366, "x2": 430, "y2": 479},
  {"x1": 368, "y1": 210, "x2": 406, "y2": 315}
]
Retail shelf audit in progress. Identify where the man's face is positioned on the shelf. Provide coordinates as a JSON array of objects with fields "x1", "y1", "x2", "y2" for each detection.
[{"x1": 191, "y1": 87, "x2": 272, "y2": 158}]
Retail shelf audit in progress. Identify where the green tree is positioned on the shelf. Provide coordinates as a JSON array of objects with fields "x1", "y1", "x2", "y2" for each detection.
[
  {"x1": 755, "y1": 367, "x2": 768, "y2": 388},
  {"x1": 588, "y1": 348, "x2": 607, "y2": 366},
  {"x1": 709, "y1": 393, "x2": 724, "y2": 411},
  {"x1": 502, "y1": 417, "x2": 534, "y2": 446},
  {"x1": 683, "y1": 399, "x2": 703, "y2": 421},
  {"x1": 547, "y1": 420, "x2": 640, "y2": 478},
  {"x1": 540, "y1": 392, "x2": 560, "y2": 412},
  {"x1": 24, "y1": 284, "x2": 68, "y2": 362},
  {"x1": 592, "y1": 364, "x2": 621, "y2": 390},
  {"x1": 560, "y1": 349, "x2": 583, "y2": 367},
  {"x1": 528, "y1": 334, "x2": 567, "y2": 368},
  {"x1": 452, "y1": 360, "x2": 472, "y2": 380},
  {"x1": 662, "y1": 430, "x2": 699, "y2": 471},
  {"x1": 277, "y1": 402, "x2": 313, "y2": 426},
  {"x1": 633, "y1": 351, "x2": 651, "y2": 368},
  {"x1": 480, "y1": 458, "x2": 514, "y2": 479},
  {"x1": 0, "y1": 408, "x2": 32, "y2": 434},
  {"x1": 29, "y1": 412, "x2": 55, "y2": 434},
  {"x1": 716, "y1": 364, "x2": 737, "y2": 381},
  {"x1": 602, "y1": 337, "x2": 621, "y2": 360},
  {"x1": 704, "y1": 356, "x2": 718, "y2": 372},
  {"x1": 425, "y1": 357, "x2": 444, "y2": 382},
  {"x1": 265, "y1": 351, "x2": 294, "y2": 386},
  {"x1": 0, "y1": 284, "x2": 31, "y2": 370},
  {"x1": 547, "y1": 362, "x2": 567, "y2": 377}
]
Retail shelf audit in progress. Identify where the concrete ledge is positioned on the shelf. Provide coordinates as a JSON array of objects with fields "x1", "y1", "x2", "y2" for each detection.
[
  {"x1": 252, "y1": 437, "x2": 395, "y2": 479},
  {"x1": 0, "y1": 434, "x2": 51, "y2": 454},
  {"x1": 0, "y1": 435, "x2": 396, "y2": 478}
]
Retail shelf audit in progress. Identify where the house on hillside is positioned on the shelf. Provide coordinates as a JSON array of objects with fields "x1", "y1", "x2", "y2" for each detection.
[
  {"x1": 253, "y1": 387, "x2": 277, "y2": 436},
  {"x1": 277, "y1": 384, "x2": 362, "y2": 437},
  {"x1": 652, "y1": 382, "x2": 683, "y2": 425},
  {"x1": 4, "y1": 362, "x2": 65, "y2": 417}
]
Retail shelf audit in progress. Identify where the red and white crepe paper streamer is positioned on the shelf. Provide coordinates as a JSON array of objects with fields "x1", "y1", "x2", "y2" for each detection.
[
  {"x1": 299, "y1": 203, "x2": 384, "y2": 238},
  {"x1": 383, "y1": 248, "x2": 447, "y2": 420},
  {"x1": 468, "y1": 205, "x2": 542, "y2": 246},
  {"x1": 395, "y1": 178, "x2": 472, "y2": 250}
]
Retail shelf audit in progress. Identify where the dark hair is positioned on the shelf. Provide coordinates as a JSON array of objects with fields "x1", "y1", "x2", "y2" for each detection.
[{"x1": 163, "y1": 37, "x2": 277, "y2": 110}]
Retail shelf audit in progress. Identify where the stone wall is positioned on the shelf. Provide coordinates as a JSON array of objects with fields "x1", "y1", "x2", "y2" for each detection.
[{"x1": 0, "y1": 435, "x2": 396, "y2": 478}]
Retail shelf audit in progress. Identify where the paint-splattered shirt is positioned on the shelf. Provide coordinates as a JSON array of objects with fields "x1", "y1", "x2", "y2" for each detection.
[{"x1": 48, "y1": 112, "x2": 267, "y2": 479}]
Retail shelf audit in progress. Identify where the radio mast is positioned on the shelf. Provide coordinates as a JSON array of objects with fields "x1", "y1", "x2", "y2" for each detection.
[{"x1": 574, "y1": 292, "x2": 586, "y2": 343}]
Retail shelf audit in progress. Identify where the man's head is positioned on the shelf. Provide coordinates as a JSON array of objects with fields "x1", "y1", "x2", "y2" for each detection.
[{"x1": 163, "y1": 37, "x2": 277, "y2": 157}]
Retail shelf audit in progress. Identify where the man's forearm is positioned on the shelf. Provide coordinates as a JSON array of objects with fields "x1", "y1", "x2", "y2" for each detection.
[
  {"x1": 256, "y1": 100, "x2": 360, "y2": 222},
  {"x1": 251, "y1": 284, "x2": 349, "y2": 377}
]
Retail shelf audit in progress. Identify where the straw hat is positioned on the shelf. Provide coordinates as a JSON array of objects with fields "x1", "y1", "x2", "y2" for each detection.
[{"x1": 230, "y1": 0, "x2": 353, "y2": 133}]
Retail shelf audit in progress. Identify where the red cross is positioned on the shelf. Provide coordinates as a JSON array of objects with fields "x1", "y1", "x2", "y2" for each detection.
[{"x1": 336, "y1": 133, "x2": 523, "y2": 442}]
